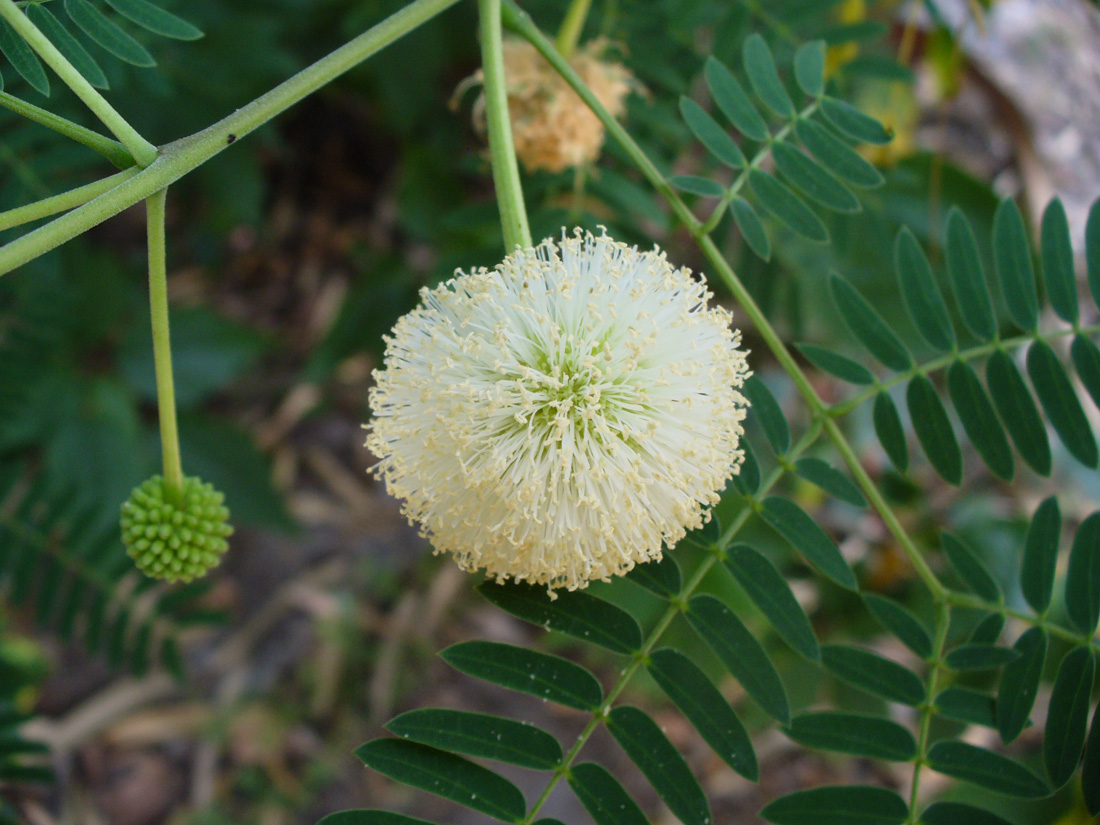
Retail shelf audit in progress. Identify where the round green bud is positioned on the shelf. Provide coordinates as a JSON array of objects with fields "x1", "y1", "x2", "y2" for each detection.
[{"x1": 120, "y1": 475, "x2": 233, "y2": 583}]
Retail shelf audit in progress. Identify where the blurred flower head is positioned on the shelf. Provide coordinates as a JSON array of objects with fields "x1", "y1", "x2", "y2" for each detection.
[
  {"x1": 460, "y1": 38, "x2": 636, "y2": 173},
  {"x1": 366, "y1": 229, "x2": 750, "y2": 590}
]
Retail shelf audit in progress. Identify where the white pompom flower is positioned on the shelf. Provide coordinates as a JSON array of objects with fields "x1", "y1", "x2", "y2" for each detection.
[{"x1": 366, "y1": 229, "x2": 751, "y2": 591}]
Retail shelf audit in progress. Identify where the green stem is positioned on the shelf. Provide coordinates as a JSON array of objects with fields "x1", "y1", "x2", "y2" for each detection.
[
  {"x1": 0, "y1": 0, "x2": 464, "y2": 276},
  {"x1": 478, "y1": 0, "x2": 531, "y2": 251},
  {"x1": 0, "y1": 91, "x2": 134, "y2": 168},
  {"x1": 145, "y1": 189, "x2": 183, "y2": 502},
  {"x1": 0, "y1": 0, "x2": 157, "y2": 166},
  {"x1": 0, "y1": 167, "x2": 140, "y2": 231},
  {"x1": 555, "y1": 0, "x2": 591, "y2": 59},
  {"x1": 908, "y1": 600, "x2": 951, "y2": 821},
  {"x1": 946, "y1": 591, "x2": 1100, "y2": 649}
]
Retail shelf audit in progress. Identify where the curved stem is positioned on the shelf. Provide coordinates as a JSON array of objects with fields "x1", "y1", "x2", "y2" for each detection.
[
  {"x1": 0, "y1": 92, "x2": 134, "y2": 168},
  {"x1": 478, "y1": 0, "x2": 531, "y2": 251},
  {"x1": 555, "y1": 0, "x2": 591, "y2": 59},
  {"x1": 0, "y1": 167, "x2": 140, "y2": 231},
  {"x1": 0, "y1": 0, "x2": 157, "y2": 166},
  {"x1": 145, "y1": 189, "x2": 183, "y2": 503}
]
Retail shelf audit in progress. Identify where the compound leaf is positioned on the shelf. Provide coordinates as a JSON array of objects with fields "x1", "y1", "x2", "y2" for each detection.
[{"x1": 725, "y1": 544, "x2": 820, "y2": 660}]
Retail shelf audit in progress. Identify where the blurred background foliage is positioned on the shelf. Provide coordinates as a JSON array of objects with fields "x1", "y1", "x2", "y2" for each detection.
[{"x1": 1, "y1": 0, "x2": 1099, "y2": 822}]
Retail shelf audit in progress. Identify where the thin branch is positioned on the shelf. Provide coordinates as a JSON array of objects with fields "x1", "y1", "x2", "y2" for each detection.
[
  {"x1": 0, "y1": 167, "x2": 139, "y2": 231},
  {"x1": 0, "y1": 91, "x2": 134, "y2": 168}
]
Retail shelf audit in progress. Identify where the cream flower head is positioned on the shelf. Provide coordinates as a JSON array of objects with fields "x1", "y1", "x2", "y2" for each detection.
[{"x1": 366, "y1": 229, "x2": 750, "y2": 590}]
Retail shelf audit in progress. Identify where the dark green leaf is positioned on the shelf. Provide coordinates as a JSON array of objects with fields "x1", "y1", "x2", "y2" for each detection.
[
  {"x1": 896, "y1": 228, "x2": 955, "y2": 352},
  {"x1": 1044, "y1": 646, "x2": 1095, "y2": 788},
  {"x1": 819, "y1": 20, "x2": 887, "y2": 44},
  {"x1": 607, "y1": 706, "x2": 710, "y2": 825},
  {"x1": 1071, "y1": 335, "x2": 1100, "y2": 411},
  {"x1": 64, "y1": 0, "x2": 155, "y2": 66},
  {"x1": 648, "y1": 648, "x2": 757, "y2": 780},
  {"x1": 993, "y1": 199, "x2": 1038, "y2": 331},
  {"x1": 970, "y1": 612, "x2": 1005, "y2": 645},
  {"x1": 935, "y1": 687, "x2": 998, "y2": 728},
  {"x1": 1083, "y1": 699, "x2": 1100, "y2": 815},
  {"x1": 997, "y1": 627, "x2": 1047, "y2": 744},
  {"x1": 760, "y1": 497, "x2": 857, "y2": 590},
  {"x1": 942, "y1": 532, "x2": 1002, "y2": 602},
  {"x1": 945, "y1": 208, "x2": 997, "y2": 342},
  {"x1": 943, "y1": 645, "x2": 1019, "y2": 671},
  {"x1": 732, "y1": 196, "x2": 771, "y2": 260},
  {"x1": 687, "y1": 594, "x2": 791, "y2": 724},
  {"x1": 820, "y1": 97, "x2": 892, "y2": 144},
  {"x1": 440, "y1": 641, "x2": 602, "y2": 711},
  {"x1": 784, "y1": 712, "x2": 916, "y2": 761},
  {"x1": 842, "y1": 55, "x2": 914, "y2": 83},
  {"x1": 830, "y1": 274, "x2": 912, "y2": 371},
  {"x1": 625, "y1": 554, "x2": 681, "y2": 598},
  {"x1": 680, "y1": 96, "x2": 745, "y2": 167},
  {"x1": 1088, "y1": 198, "x2": 1100, "y2": 308},
  {"x1": 772, "y1": 142, "x2": 860, "y2": 213},
  {"x1": 1040, "y1": 198, "x2": 1078, "y2": 324},
  {"x1": 704, "y1": 56, "x2": 769, "y2": 142},
  {"x1": 820, "y1": 644, "x2": 925, "y2": 706},
  {"x1": 683, "y1": 515, "x2": 721, "y2": 551},
  {"x1": 1027, "y1": 340, "x2": 1099, "y2": 468},
  {"x1": 477, "y1": 582, "x2": 641, "y2": 654},
  {"x1": 385, "y1": 709, "x2": 562, "y2": 770},
  {"x1": 762, "y1": 786, "x2": 908, "y2": 825},
  {"x1": 743, "y1": 375, "x2": 790, "y2": 454},
  {"x1": 725, "y1": 544, "x2": 819, "y2": 660},
  {"x1": 986, "y1": 349, "x2": 1051, "y2": 476},
  {"x1": 793, "y1": 41, "x2": 825, "y2": 98},
  {"x1": 862, "y1": 594, "x2": 932, "y2": 658},
  {"x1": 103, "y1": 0, "x2": 201, "y2": 40},
  {"x1": 316, "y1": 812, "x2": 437, "y2": 825},
  {"x1": 794, "y1": 118, "x2": 884, "y2": 188},
  {"x1": 25, "y1": 5, "x2": 107, "y2": 89},
  {"x1": 742, "y1": 33, "x2": 794, "y2": 117},
  {"x1": 794, "y1": 457, "x2": 866, "y2": 507},
  {"x1": 920, "y1": 802, "x2": 1016, "y2": 825},
  {"x1": 1066, "y1": 512, "x2": 1100, "y2": 635},
  {"x1": 355, "y1": 739, "x2": 526, "y2": 822},
  {"x1": 568, "y1": 763, "x2": 648, "y2": 825},
  {"x1": 908, "y1": 376, "x2": 963, "y2": 485},
  {"x1": 947, "y1": 361, "x2": 1014, "y2": 481},
  {"x1": 926, "y1": 741, "x2": 1050, "y2": 798},
  {"x1": 873, "y1": 392, "x2": 909, "y2": 472},
  {"x1": 1021, "y1": 496, "x2": 1061, "y2": 614},
  {"x1": 670, "y1": 175, "x2": 725, "y2": 198},
  {"x1": 0, "y1": 18, "x2": 49, "y2": 95},
  {"x1": 734, "y1": 438, "x2": 761, "y2": 497},
  {"x1": 795, "y1": 343, "x2": 874, "y2": 385},
  {"x1": 749, "y1": 170, "x2": 829, "y2": 242}
]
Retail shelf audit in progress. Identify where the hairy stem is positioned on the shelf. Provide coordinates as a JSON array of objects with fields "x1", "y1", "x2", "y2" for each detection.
[
  {"x1": 0, "y1": 0, "x2": 157, "y2": 166},
  {"x1": 145, "y1": 189, "x2": 183, "y2": 503},
  {"x1": 0, "y1": 0, "x2": 464, "y2": 276},
  {"x1": 0, "y1": 92, "x2": 134, "y2": 168},
  {"x1": 478, "y1": 0, "x2": 531, "y2": 250},
  {"x1": 555, "y1": 0, "x2": 592, "y2": 59},
  {"x1": 0, "y1": 167, "x2": 140, "y2": 231}
]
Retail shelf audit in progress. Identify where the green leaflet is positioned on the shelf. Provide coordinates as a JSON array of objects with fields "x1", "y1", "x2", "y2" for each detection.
[
  {"x1": 784, "y1": 712, "x2": 916, "y2": 761},
  {"x1": 607, "y1": 706, "x2": 711, "y2": 825},
  {"x1": 993, "y1": 198, "x2": 1038, "y2": 331},
  {"x1": 820, "y1": 644, "x2": 925, "y2": 706},
  {"x1": 732, "y1": 196, "x2": 771, "y2": 260},
  {"x1": 970, "y1": 612, "x2": 1005, "y2": 645},
  {"x1": 670, "y1": 175, "x2": 725, "y2": 198},
  {"x1": 477, "y1": 582, "x2": 641, "y2": 654},
  {"x1": 792, "y1": 40, "x2": 825, "y2": 98},
  {"x1": 830, "y1": 274, "x2": 912, "y2": 371},
  {"x1": 1021, "y1": 496, "x2": 1060, "y2": 614},
  {"x1": 1040, "y1": 198, "x2": 1078, "y2": 324},
  {"x1": 103, "y1": 0, "x2": 201, "y2": 40},
  {"x1": 1071, "y1": 335, "x2": 1100, "y2": 411},
  {"x1": 742, "y1": 33, "x2": 794, "y2": 118},
  {"x1": 64, "y1": 0, "x2": 155, "y2": 66},
  {"x1": 944, "y1": 208, "x2": 997, "y2": 343},
  {"x1": 795, "y1": 343, "x2": 874, "y2": 385},
  {"x1": 1088, "y1": 198, "x2": 1100, "y2": 308},
  {"x1": 942, "y1": 645, "x2": 1019, "y2": 671},
  {"x1": 762, "y1": 786, "x2": 908, "y2": 825},
  {"x1": 935, "y1": 687, "x2": 998, "y2": 728},
  {"x1": 986, "y1": 349, "x2": 1051, "y2": 476},
  {"x1": 625, "y1": 553, "x2": 681, "y2": 598},
  {"x1": 355, "y1": 739, "x2": 527, "y2": 823},
  {"x1": 1065, "y1": 512, "x2": 1100, "y2": 636},
  {"x1": 0, "y1": 18, "x2": 49, "y2": 95},
  {"x1": 771, "y1": 142, "x2": 860, "y2": 213},
  {"x1": 1044, "y1": 646, "x2": 1095, "y2": 789},
  {"x1": 734, "y1": 438, "x2": 761, "y2": 497},
  {"x1": 25, "y1": 5, "x2": 107, "y2": 89},
  {"x1": 907, "y1": 376, "x2": 962, "y2": 485},
  {"x1": 873, "y1": 391, "x2": 909, "y2": 472},
  {"x1": 384, "y1": 709, "x2": 562, "y2": 770},
  {"x1": 748, "y1": 170, "x2": 829, "y2": 242},
  {"x1": 567, "y1": 763, "x2": 648, "y2": 825},
  {"x1": 724, "y1": 544, "x2": 820, "y2": 660},
  {"x1": 862, "y1": 594, "x2": 932, "y2": 658},
  {"x1": 895, "y1": 228, "x2": 955, "y2": 352},
  {"x1": 439, "y1": 641, "x2": 603, "y2": 711},
  {"x1": 793, "y1": 457, "x2": 867, "y2": 508},
  {"x1": 704, "y1": 56, "x2": 768, "y2": 141},
  {"x1": 926, "y1": 741, "x2": 1050, "y2": 799},
  {"x1": 760, "y1": 496, "x2": 857, "y2": 590},
  {"x1": 647, "y1": 648, "x2": 758, "y2": 780},
  {"x1": 679, "y1": 96, "x2": 745, "y2": 168},
  {"x1": 941, "y1": 532, "x2": 1002, "y2": 602},
  {"x1": 743, "y1": 374, "x2": 790, "y2": 454},
  {"x1": 947, "y1": 361, "x2": 1014, "y2": 481},
  {"x1": 819, "y1": 97, "x2": 892, "y2": 144},
  {"x1": 1026, "y1": 340, "x2": 1099, "y2": 468},
  {"x1": 997, "y1": 628, "x2": 1047, "y2": 744},
  {"x1": 316, "y1": 812, "x2": 437, "y2": 825},
  {"x1": 920, "y1": 802, "x2": 1016, "y2": 825},
  {"x1": 794, "y1": 118, "x2": 884, "y2": 189},
  {"x1": 687, "y1": 594, "x2": 791, "y2": 724},
  {"x1": 1083, "y1": 701, "x2": 1100, "y2": 815}
]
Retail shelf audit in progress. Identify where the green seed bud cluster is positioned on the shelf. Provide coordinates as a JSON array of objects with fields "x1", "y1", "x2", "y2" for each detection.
[{"x1": 120, "y1": 475, "x2": 233, "y2": 582}]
